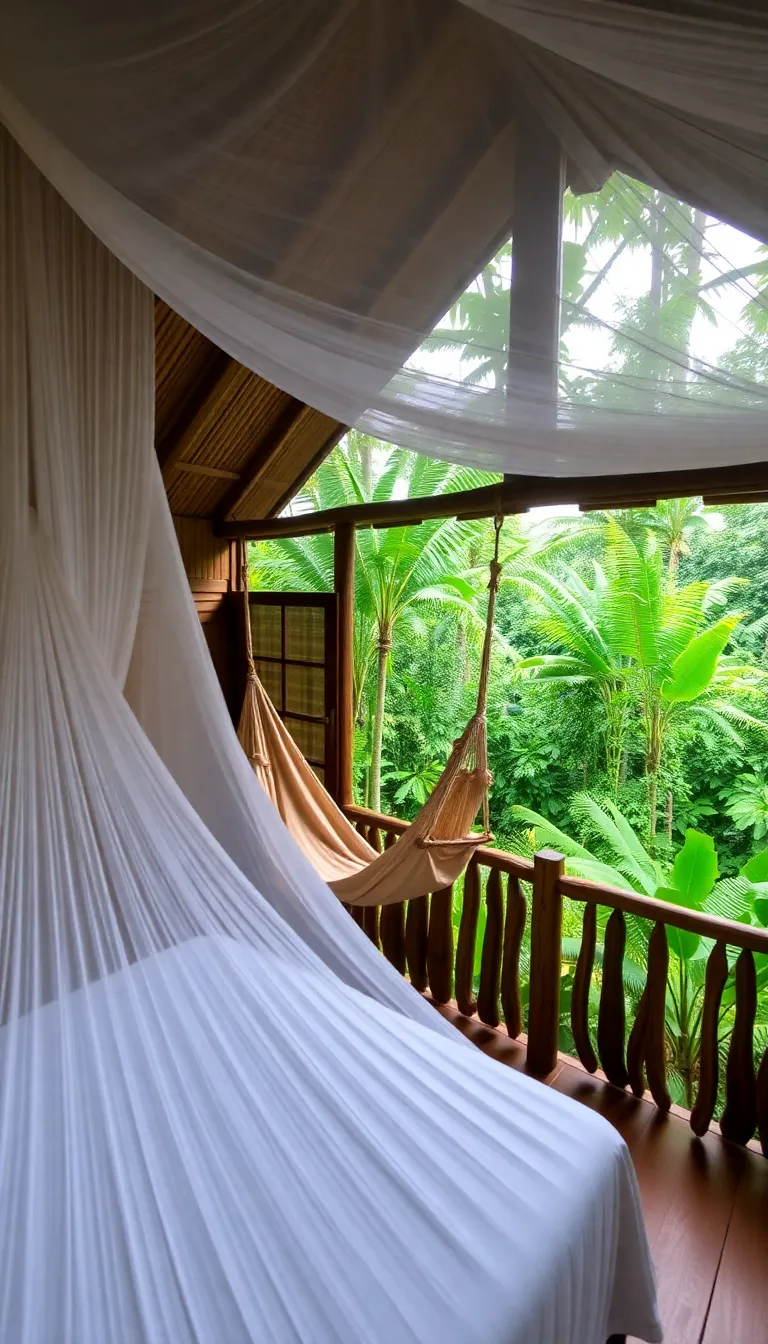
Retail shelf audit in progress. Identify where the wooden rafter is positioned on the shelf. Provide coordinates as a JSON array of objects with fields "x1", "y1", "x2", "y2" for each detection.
[
  {"x1": 175, "y1": 461, "x2": 239, "y2": 481},
  {"x1": 214, "y1": 399, "x2": 311, "y2": 521},
  {"x1": 266, "y1": 422, "x2": 348, "y2": 519},
  {"x1": 160, "y1": 356, "x2": 245, "y2": 482}
]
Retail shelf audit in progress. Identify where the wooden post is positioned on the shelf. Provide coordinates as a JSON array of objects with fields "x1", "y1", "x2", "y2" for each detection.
[
  {"x1": 506, "y1": 110, "x2": 565, "y2": 408},
  {"x1": 228, "y1": 539, "x2": 248, "y2": 725},
  {"x1": 527, "y1": 849, "x2": 564, "y2": 1076},
  {"x1": 334, "y1": 520, "x2": 355, "y2": 808}
]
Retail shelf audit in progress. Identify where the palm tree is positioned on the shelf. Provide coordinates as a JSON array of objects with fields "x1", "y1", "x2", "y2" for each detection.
[
  {"x1": 426, "y1": 173, "x2": 718, "y2": 410},
  {"x1": 511, "y1": 521, "x2": 767, "y2": 837},
  {"x1": 509, "y1": 562, "x2": 631, "y2": 798},
  {"x1": 632, "y1": 498, "x2": 712, "y2": 578},
  {"x1": 360, "y1": 509, "x2": 488, "y2": 810},
  {"x1": 696, "y1": 245, "x2": 768, "y2": 393},
  {"x1": 250, "y1": 436, "x2": 497, "y2": 810},
  {"x1": 427, "y1": 241, "x2": 512, "y2": 388},
  {"x1": 603, "y1": 522, "x2": 766, "y2": 839}
]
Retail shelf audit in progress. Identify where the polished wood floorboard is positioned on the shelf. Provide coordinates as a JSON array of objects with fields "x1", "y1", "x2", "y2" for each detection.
[{"x1": 435, "y1": 1002, "x2": 768, "y2": 1344}]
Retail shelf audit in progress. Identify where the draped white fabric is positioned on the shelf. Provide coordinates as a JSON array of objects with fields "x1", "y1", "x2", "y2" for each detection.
[
  {"x1": 0, "y1": 128, "x2": 662, "y2": 1342},
  {"x1": 1, "y1": 0, "x2": 767, "y2": 476}
]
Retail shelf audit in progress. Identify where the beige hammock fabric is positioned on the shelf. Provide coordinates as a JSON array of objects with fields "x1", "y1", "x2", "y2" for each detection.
[{"x1": 237, "y1": 528, "x2": 503, "y2": 908}]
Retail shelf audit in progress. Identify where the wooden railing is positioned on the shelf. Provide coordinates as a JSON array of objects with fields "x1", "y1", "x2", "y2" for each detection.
[{"x1": 345, "y1": 804, "x2": 768, "y2": 1155}]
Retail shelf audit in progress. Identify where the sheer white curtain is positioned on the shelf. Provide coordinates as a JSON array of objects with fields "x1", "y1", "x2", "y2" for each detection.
[
  {"x1": 0, "y1": 126, "x2": 661, "y2": 1343},
  {"x1": 1, "y1": 0, "x2": 767, "y2": 477},
  {"x1": 460, "y1": 1, "x2": 768, "y2": 133}
]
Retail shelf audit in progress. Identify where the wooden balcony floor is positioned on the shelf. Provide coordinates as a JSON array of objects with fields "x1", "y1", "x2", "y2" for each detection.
[{"x1": 435, "y1": 1002, "x2": 768, "y2": 1344}]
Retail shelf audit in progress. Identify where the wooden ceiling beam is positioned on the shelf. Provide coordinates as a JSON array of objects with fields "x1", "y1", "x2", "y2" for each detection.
[
  {"x1": 266, "y1": 422, "x2": 348, "y2": 519},
  {"x1": 214, "y1": 399, "x2": 311, "y2": 521},
  {"x1": 175, "y1": 461, "x2": 240, "y2": 481},
  {"x1": 159, "y1": 355, "x2": 244, "y2": 482},
  {"x1": 215, "y1": 459, "x2": 768, "y2": 540}
]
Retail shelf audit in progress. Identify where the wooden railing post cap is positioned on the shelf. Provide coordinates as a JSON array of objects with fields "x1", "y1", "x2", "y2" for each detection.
[{"x1": 535, "y1": 848, "x2": 565, "y2": 866}]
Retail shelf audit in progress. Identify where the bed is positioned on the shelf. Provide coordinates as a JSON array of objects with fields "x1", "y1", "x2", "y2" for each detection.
[{"x1": 0, "y1": 935, "x2": 661, "y2": 1343}]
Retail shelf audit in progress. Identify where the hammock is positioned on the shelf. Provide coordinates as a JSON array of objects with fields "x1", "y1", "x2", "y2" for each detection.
[{"x1": 238, "y1": 522, "x2": 504, "y2": 907}]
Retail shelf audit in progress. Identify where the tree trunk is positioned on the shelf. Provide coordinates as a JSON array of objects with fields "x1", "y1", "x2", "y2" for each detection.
[
  {"x1": 605, "y1": 689, "x2": 627, "y2": 800},
  {"x1": 645, "y1": 699, "x2": 663, "y2": 844},
  {"x1": 647, "y1": 209, "x2": 664, "y2": 397},
  {"x1": 369, "y1": 625, "x2": 392, "y2": 812},
  {"x1": 456, "y1": 616, "x2": 469, "y2": 686},
  {"x1": 666, "y1": 790, "x2": 673, "y2": 844},
  {"x1": 682, "y1": 208, "x2": 707, "y2": 374},
  {"x1": 648, "y1": 773, "x2": 658, "y2": 843},
  {"x1": 360, "y1": 442, "x2": 373, "y2": 499}
]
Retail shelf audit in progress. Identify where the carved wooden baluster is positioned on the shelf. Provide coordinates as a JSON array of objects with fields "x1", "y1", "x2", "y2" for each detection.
[
  {"x1": 362, "y1": 907, "x2": 380, "y2": 945},
  {"x1": 626, "y1": 984, "x2": 650, "y2": 1098},
  {"x1": 721, "y1": 948, "x2": 758, "y2": 1145},
  {"x1": 527, "y1": 850, "x2": 564, "y2": 1076},
  {"x1": 347, "y1": 824, "x2": 367, "y2": 927},
  {"x1": 644, "y1": 922, "x2": 671, "y2": 1112},
  {"x1": 405, "y1": 895, "x2": 429, "y2": 992},
  {"x1": 427, "y1": 885, "x2": 454, "y2": 1005},
  {"x1": 362, "y1": 827, "x2": 382, "y2": 948},
  {"x1": 756, "y1": 1047, "x2": 768, "y2": 1158},
  {"x1": 378, "y1": 832, "x2": 406, "y2": 975},
  {"x1": 571, "y1": 901, "x2": 598, "y2": 1073},
  {"x1": 478, "y1": 868, "x2": 503, "y2": 1028},
  {"x1": 501, "y1": 876, "x2": 526, "y2": 1039},
  {"x1": 455, "y1": 861, "x2": 481, "y2": 1017},
  {"x1": 597, "y1": 909, "x2": 629, "y2": 1088},
  {"x1": 691, "y1": 941, "x2": 729, "y2": 1137},
  {"x1": 379, "y1": 904, "x2": 406, "y2": 974}
]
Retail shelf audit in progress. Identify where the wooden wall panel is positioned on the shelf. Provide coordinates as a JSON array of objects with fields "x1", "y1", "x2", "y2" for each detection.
[
  {"x1": 200, "y1": 598, "x2": 238, "y2": 720},
  {"x1": 173, "y1": 515, "x2": 233, "y2": 582},
  {"x1": 173, "y1": 514, "x2": 240, "y2": 720}
]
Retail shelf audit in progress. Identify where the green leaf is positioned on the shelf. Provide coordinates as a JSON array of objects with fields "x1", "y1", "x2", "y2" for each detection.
[
  {"x1": 654, "y1": 889, "x2": 701, "y2": 961},
  {"x1": 741, "y1": 849, "x2": 768, "y2": 883},
  {"x1": 661, "y1": 617, "x2": 740, "y2": 703},
  {"x1": 705, "y1": 877, "x2": 753, "y2": 923},
  {"x1": 565, "y1": 858, "x2": 637, "y2": 890},
  {"x1": 654, "y1": 831, "x2": 719, "y2": 960},
  {"x1": 568, "y1": 793, "x2": 659, "y2": 895},
  {"x1": 670, "y1": 829, "x2": 719, "y2": 907}
]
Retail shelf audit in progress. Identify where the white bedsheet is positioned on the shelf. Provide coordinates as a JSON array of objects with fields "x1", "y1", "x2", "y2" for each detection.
[{"x1": 0, "y1": 936, "x2": 661, "y2": 1344}]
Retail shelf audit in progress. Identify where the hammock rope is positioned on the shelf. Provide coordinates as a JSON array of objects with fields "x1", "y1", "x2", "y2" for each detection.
[{"x1": 237, "y1": 517, "x2": 504, "y2": 906}]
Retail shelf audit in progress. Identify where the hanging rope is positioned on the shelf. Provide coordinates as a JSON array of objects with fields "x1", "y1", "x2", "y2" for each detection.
[
  {"x1": 474, "y1": 514, "x2": 503, "y2": 723},
  {"x1": 238, "y1": 553, "x2": 271, "y2": 773},
  {"x1": 241, "y1": 554, "x2": 254, "y2": 666}
]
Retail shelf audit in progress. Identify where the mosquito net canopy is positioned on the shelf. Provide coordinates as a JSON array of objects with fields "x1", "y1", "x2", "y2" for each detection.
[
  {"x1": 0, "y1": 124, "x2": 663, "y2": 1342},
  {"x1": 1, "y1": 0, "x2": 767, "y2": 476}
]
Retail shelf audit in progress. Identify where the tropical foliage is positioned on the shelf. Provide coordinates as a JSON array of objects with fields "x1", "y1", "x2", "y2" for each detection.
[
  {"x1": 249, "y1": 170, "x2": 768, "y2": 1105},
  {"x1": 513, "y1": 521, "x2": 766, "y2": 838},
  {"x1": 511, "y1": 798, "x2": 768, "y2": 1108}
]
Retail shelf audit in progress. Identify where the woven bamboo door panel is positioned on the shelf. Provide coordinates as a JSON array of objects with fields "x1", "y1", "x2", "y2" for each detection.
[{"x1": 249, "y1": 592, "x2": 338, "y2": 797}]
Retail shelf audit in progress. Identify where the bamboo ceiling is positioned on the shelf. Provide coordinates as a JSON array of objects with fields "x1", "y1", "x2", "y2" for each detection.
[{"x1": 155, "y1": 300, "x2": 344, "y2": 521}]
